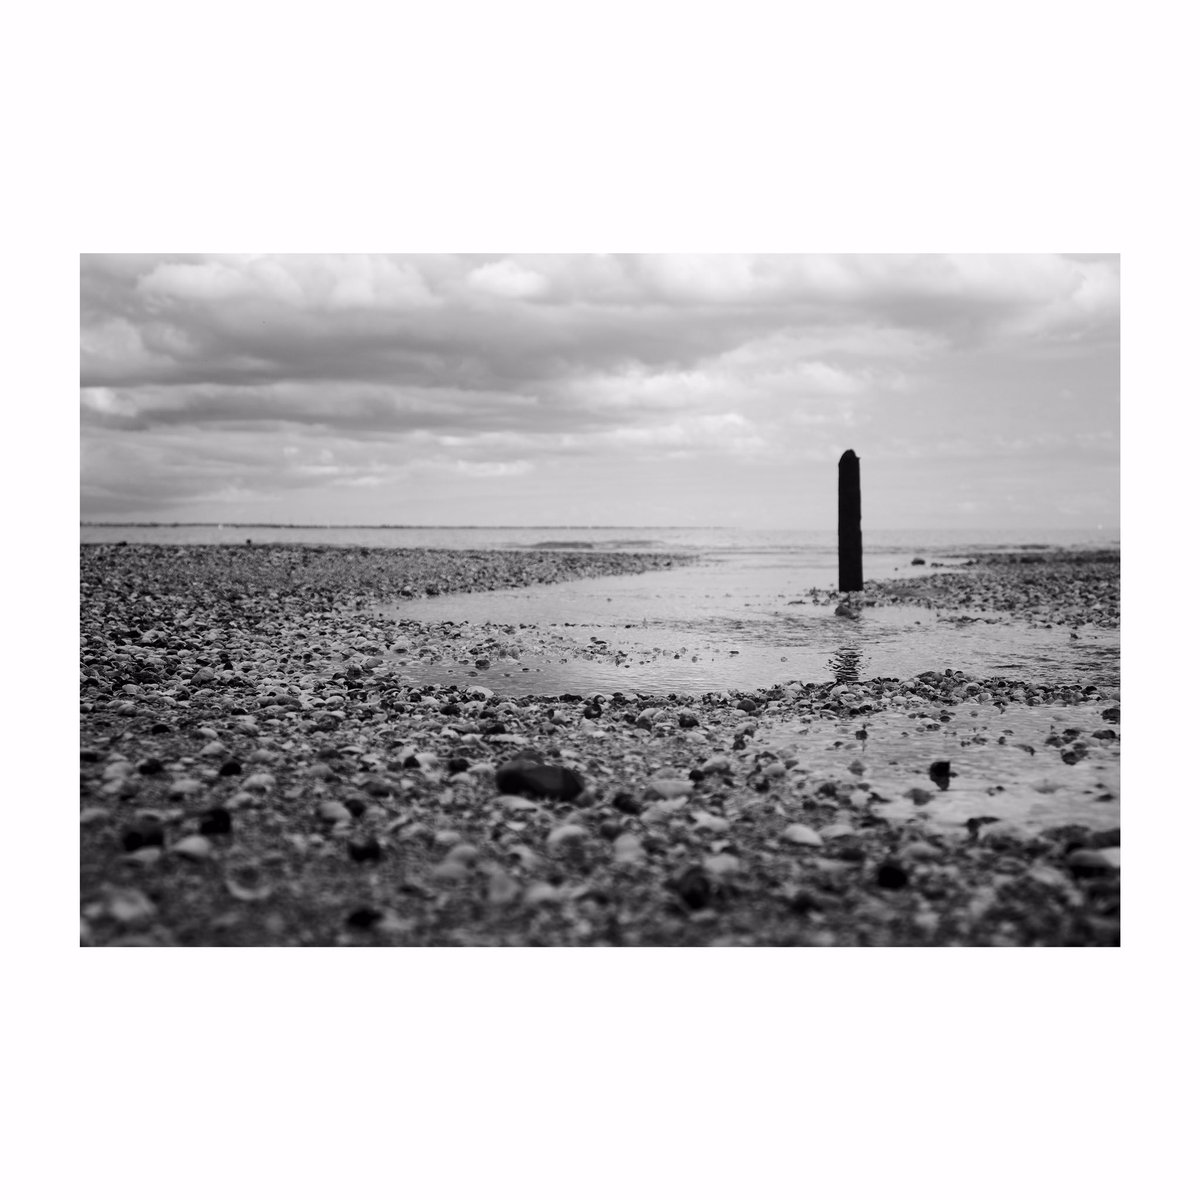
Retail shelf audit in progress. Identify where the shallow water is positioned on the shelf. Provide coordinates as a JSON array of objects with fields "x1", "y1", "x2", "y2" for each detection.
[
  {"x1": 755, "y1": 702, "x2": 1120, "y2": 835},
  {"x1": 383, "y1": 552, "x2": 1120, "y2": 695}
]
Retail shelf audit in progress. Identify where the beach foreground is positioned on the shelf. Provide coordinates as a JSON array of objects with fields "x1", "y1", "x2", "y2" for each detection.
[{"x1": 80, "y1": 544, "x2": 1119, "y2": 946}]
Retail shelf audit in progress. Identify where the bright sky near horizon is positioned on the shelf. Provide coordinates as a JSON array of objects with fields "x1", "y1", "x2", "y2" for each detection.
[{"x1": 80, "y1": 253, "x2": 1119, "y2": 530}]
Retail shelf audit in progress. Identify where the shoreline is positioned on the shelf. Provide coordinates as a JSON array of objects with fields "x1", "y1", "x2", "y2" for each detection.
[{"x1": 80, "y1": 544, "x2": 1120, "y2": 946}]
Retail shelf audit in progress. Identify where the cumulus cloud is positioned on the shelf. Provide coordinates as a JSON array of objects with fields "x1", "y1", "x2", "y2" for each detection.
[{"x1": 79, "y1": 253, "x2": 1119, "y2": 526}]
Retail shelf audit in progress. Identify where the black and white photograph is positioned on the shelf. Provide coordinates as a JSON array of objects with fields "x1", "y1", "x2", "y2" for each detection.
[
  {"x1": 38, "y1": 4, "x2": 1195, "y2": 1193},
  {"x1": 79, "y1": 252, "x2": 1120, "y2": 947}
]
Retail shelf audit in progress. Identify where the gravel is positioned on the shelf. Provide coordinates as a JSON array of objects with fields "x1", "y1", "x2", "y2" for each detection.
[{"x1": 79, "y1": 543, "x2": 1120, "y2": 947}]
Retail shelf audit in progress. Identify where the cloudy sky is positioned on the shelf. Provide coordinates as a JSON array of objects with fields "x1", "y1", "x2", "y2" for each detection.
[{"x1": 80, "y1": 253, "x2": 1119, "y2": 530}]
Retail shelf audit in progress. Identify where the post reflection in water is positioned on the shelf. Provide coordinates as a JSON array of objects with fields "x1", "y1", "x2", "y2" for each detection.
[{"x1": 829, "y1": 644, "x2": 864, "y2": 683}]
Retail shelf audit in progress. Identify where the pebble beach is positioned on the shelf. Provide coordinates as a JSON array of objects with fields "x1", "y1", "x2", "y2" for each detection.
[{"x1": 79, "y1": 543, "x2": 1120, "y2": 947}]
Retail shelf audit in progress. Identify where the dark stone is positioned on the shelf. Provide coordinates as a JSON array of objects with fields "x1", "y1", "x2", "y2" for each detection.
[
  {"x1": 1092, "y1": 729, "x2": 1117, "y2": 741},
  {"x1": 1061, "y1": 749, "x2": 1084, "y2": 765},
  {"x1": 673, "y1": 866, "x2": 712, "y2": 910},
  {"x1": 789, "y1": 890, "x2": 823, "y2": 916},
  {"x1": 1066, "y1": 849, "x2": 1117, "y2": 879},
  {"x1": 218, "y1": 759, "x2": 243, "y2": 776},
  {"x1": 346, "y1": 906, "x2": 382, "y2": 930},
  {"x1": 348, "y1": 835, "x2": 383, "y2": 863},
  {"x1": 735, "y1": 699, "x2": 758, "y2": 714},
  {"x1": 598, "y1": 819, "x2": 623, "y2": 841},
  {"x1": 688, "y1": 768, "x2": 705, "y2": 783},
  {"x1": 611, "y1": 792, "x2": 643, "y2": 816},
  {"x1": 439, "y1": 702, "x2": 461, "y2": 716},
  {"x1": 911, "y1": 557, "x2": 926, "y2": 566},
  {"x1": 137, "y1": 758, "x2": 165, "y2": 776},
  {"x1": 679, "y1": 713, "x2": 700, "y2": 728},
  {"x1": 876, "y1": 859, "x2": 909, "y2": 889},
  {"x1": 1087, "y1": 828, "x2": 1121, "y2": 849},
  {"x1": 402, "y1": 755, "x2": 421, "y2": 769},
  {"x1": 342, "y1": 797, "x2": 367, "y2": 818},
  {"x1": 1101, "y1": 706, "x2": 1120, "y2": 723},
  {"x1": 447, "y1": 757, "x2": 471, "y2": 775},
  {"x1": 582, "y1": 704, "x2": 603, "y2": 720},
  {"x1": 495, "y1": 761, "x2": 585, "y2": 803},
  {"x1": 80, "y1": 749, "x2": 102, "y2": 763},
  {"x1": 121, "y1": 819, "x2": 164, "y2": 852},
  {"x1": 483, "y1": 722, "x2": 508, "y2": 736},
  {"x1": 929, "y1": 761, "x2": 952, "y2": 790},
  {"x1": 149, "y1": 722, "x2": 173, "y2": 735},
  {"x1": 198, "y1": 807, "x2": 233, "y2": 836}
]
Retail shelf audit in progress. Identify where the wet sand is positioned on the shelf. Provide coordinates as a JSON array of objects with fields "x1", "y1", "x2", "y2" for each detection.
[{"x1": 80, "y1": 544, "x2": 1119, "y2": 946}]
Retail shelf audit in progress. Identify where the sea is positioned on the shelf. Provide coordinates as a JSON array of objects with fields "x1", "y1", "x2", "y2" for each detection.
[{"x1": 82, "y1": 525, "x2": 1119, "y2": 697}]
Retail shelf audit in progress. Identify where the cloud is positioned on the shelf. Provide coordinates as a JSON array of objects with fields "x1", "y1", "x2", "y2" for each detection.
[{"x1": 79, "y1": 254, "x2": 1120, "y2": 526}]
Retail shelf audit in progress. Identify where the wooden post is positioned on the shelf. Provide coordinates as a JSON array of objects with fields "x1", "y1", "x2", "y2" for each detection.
[{"x1": 838, "y1": 449, "x2": 863, "y2": 592}]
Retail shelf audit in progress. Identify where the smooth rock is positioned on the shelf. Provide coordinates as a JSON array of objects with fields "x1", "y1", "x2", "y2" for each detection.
[
  {"x1": 876, "y1": 859, "x2": 909, "y2": 889},
  {"x1": 198, "y1": 807, "x2": 233, "y2": 836},
  {"x1": 783, "y1": 824, "x2": 823, "y2": 847},
  {"x1": 103, "y1": 887, "x2": 157, "y2": 924},
  {"x1": 172, "y1": 834, "x2": 214, "y2": 861},
  {"x1": 646, "y1": 778, "x2": 693, "y2": 800},
  {"x1": 496, "y1": 761, "x2": 585, "y2": 803}
]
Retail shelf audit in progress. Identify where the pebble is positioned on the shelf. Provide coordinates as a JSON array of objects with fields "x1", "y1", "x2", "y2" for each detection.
[
  {"x1": 1066, "y1": 848, "x2": 1120, "y2": 876},
  {"x1": 346, "y1": 906, "x2": 382, "y2": 930},
  {"x1": 819, "y1": 822, "x2": 856, "y2": 840},
  {"x1": 172, "y1": 834, "x2": 214, "y2": 861},
  {"x1": 876, "y1": 860, "x2": 910, "y2": 889},
  {"x1": 484, "y1": 867, "x2": 521, "y2": 904},
  {"x1": 613, "y1": 833, "x2": 645, "y2": 864},
  {"x1": 431, "y1": 858, "x2": 471, "y2": 883},
  {"x1": 102, "y1": 887, "x2": 157, "y2": 924},
  {"x1": 495, "y1": 761, "x2": 586, "y2": 803},
  {"x1": 317, "y1": 801, "x2": 353, "y2": 823},
  {"x1": 646, "y1": 778, "x2": 693, "y2": 799},
  {"x1": 783, "y1": 824, "x2": 823, "y2": 847},
  {"x1": 525, "y1": 882, "x2": 561, "y2": 904},
  {"x1": 702, "y1": 853, "x2": 740, "y2": 876},
  {"x1": 547, "y1": 824, "x2": 589, "y2": 850},
  {"x1": 673, "y1": 866, "x2": 712, "y2": 910},
  {"x1": 198, "y1": 807, "x2": 233, "y2": 836},
  {"x1": 121, "y1": 819, "x2": 165, "y2": 852},
  {"x1": 124, "y1": 847, "x2": 163, "y2": 866},
  {"x1": 348, "y1": 835, "x2": 383, "y2": 863}
]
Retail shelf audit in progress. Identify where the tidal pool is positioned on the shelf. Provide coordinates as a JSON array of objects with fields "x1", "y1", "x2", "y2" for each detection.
[{"x1": 381, "y1": 554, "x2": 1119, "y2": 696}]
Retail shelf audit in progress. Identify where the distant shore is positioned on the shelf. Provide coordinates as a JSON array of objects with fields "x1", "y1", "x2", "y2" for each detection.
[{"x1": 80, "y1": 544, "x2": 1120, "y2": 947}]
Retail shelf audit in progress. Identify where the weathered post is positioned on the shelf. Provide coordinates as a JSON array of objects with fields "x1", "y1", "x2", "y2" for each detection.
[{"x1": 838, "y1": 449, "x2": 863, "y2": 592}]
